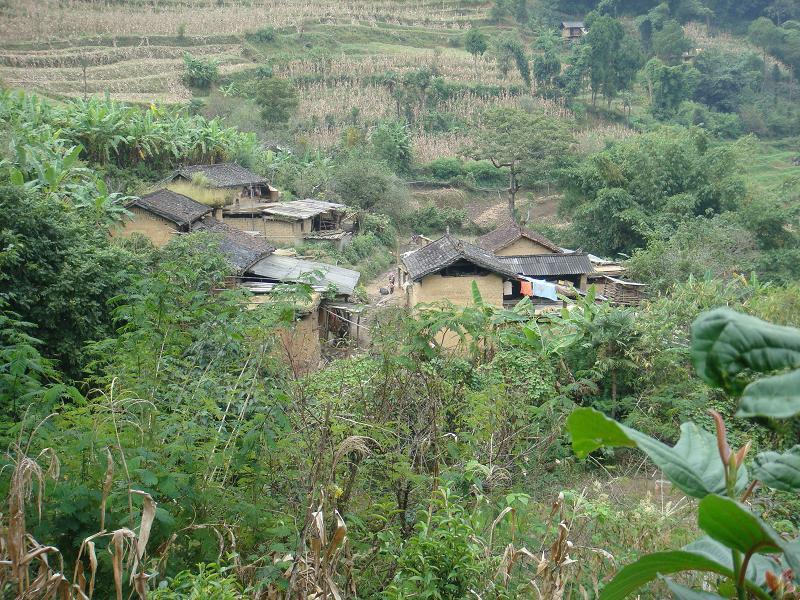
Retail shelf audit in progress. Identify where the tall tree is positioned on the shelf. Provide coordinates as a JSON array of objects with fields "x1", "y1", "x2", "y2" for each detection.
[
  {"x1": 584, "y1": 14, "x2": 644, "y2": 106},
  {"x1": 493, "y1": 34, "x2": 531, "y2": 86},
  {"x1": 470, "y1": 108, "x2": 571, "y2": 216},
  {"x1": 652, "y1": 19, "x2": 692, "y2": 63}
]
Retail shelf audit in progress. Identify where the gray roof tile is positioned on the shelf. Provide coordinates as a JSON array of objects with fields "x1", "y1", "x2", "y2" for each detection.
[
  {"x1": 191, "y1": 218, "x2": 275, "y2": 274},
  {"x1": 129, "y1": 189, "x2": 211, "y2": 227},
  {"x1": 402, "y1": 234, "x2": 517, "y2": 280},
  {"x1": 475, "y1": 223, "x2": 562, "y2": 254},
  {"x1": 498, "y1": 253, "x2": 593, "y2": 277},
  {"x1": 175, "y1": 163, "x2": 270, "y2": 188}
]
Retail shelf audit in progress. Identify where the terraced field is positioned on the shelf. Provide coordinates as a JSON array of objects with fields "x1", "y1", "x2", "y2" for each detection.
[{"x1": 0, "y1": 0, "x2": 489, "y2": 103}]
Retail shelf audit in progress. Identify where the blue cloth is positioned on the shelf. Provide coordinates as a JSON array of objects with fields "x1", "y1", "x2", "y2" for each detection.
[{"x1": 529, "y1": 278, "x2": 558, "y2": 301}]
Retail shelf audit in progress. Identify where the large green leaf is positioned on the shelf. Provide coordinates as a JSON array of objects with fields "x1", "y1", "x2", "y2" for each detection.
[
  {"x1": 752, "y1": 445, "x2": 800, "y2": 492},
  {"x1": 599, "y1": 550, "x2": 733, "y2": 600},
  {"x1": 698, "y1": 495, "x2": 783, "y2": 557},
  {"x1": 690, "y1": 309, "x2": 800, "y2": 395},
  {"x1": 601, "y1": 537, "x2": 778, "y2": 600},
  {"x1": 663, "y1": 579, "x2": 725, "y2": 599},
  {"x1": 567, "y1": 408, "x2": 747, "y2": 498},
  {"x1": 738, "y1": 370, "x2": 800, "y2": 419}
]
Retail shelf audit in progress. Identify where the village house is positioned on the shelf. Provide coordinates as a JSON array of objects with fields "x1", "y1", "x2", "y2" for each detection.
[
  {"x1": 224, "y1": 199, "x2": 352, "y2": 250},
  {"x1": 114, "y1": 188, "x2": 362, "y2": 373},
  {"x1": 475, "y1": 222, "x2": 562, "y2": 256},
  {"x1": 170, "y1": 163, "x2": 279, "y2": 204},
  {"x1": 399, "y1": 234, "x2": 519, "y2": 308},
  {"x1": 113, "y1": 189, "x2": 212, "y2": 246},
  {"x1": 560, "y1": 20, "x2": 587, "y2": 40}
]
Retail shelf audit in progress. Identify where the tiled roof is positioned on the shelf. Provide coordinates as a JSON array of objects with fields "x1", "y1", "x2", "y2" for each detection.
[
  {"x1": 175, "y1": 163, "x2": 270, "y2": 188},
  {"x1": 401, "y1": 234, "x2": 518, "y2": 281},
  {"x1": 498, "y1": 253, "x2": 593, "y2": 277},
  {"x1": 475, "y1": 223, "x2": 562, "y2": 254},
  {"x1": 129, "y1": 189, "x2": 211, "y2": 227},
  {"x1": 191, "y1": 218, "x2": 275, "y2": 274}
]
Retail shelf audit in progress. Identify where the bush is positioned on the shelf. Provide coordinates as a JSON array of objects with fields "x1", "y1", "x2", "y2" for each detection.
[
  {"x1": 252, "y1": 27, "x2": 276, "y2": 43},
  {"x1": 404, "y1": 203, "x2": 466, "y2": 235},
  {"x1": 182, "y1": 53, "x2": 219, "y2": 89},
  {"x1": 464, "y1": 159, "x2": 508, "y2": 187},
  {"x1": 423, "y1": 157, "x2": 464, "y2": 181}
]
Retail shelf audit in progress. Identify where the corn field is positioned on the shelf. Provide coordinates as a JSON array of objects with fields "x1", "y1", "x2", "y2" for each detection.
[{"x1": 0, "y1": 0, "x2": 487, "y2": 42}]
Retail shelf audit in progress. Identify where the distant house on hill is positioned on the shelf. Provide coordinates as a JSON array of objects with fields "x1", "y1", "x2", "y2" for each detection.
[
  {"x1": 114, "y1": 189, "x2": 211, "y2": 246},
  {"x1": 170, "y1": 163, "x2": 279, "y2": 203},
  {"x1": 560, "y1": 20, "x2": 587, "y2": 40},
  {"x1": 475, "y1": 223, "x2": 562, "y2": 256},
  {"x1": 399, "y1": 234, "x2": 519, "y2": 308},
  {"x1": 225, "y1": 199, "x2": 352, "y2": 250}
]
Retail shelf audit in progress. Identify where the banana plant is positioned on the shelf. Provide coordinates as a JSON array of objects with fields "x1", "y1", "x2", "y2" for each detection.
[{"x1": 567, "y1": 309, "x2": 800, "y2": 599}]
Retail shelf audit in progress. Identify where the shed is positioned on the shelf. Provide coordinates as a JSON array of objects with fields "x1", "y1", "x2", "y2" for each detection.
[
  {"x1": 115, "y1": 189, "x2": 212, "y2": 246},
  {"x1": 475, "y1": 223, "x2": 562, "y2": 256},
  {"x1": 248, "y1": 254, "x2": 361, "y2": 296},
  {"x1": 592, "y1": 276, "x2": 646, "y2": 306},
  {"x1": 498, "y1": 252, "x2": 593, "y2": 292},
  {"x1": 226, "y1": 199, "x2": 351, "y2": 249},
  {"x1": 560, "y1": 20, "x2": 587, "y2": 39}
]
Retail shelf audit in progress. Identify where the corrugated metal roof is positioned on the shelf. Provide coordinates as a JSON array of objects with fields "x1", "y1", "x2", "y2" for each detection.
[
  {"x1": 401, "y1": 234, "x2": 518, "y2": 280},
  {"x1": 561, "y1": 21, "x2": 585, "y2": 28},
  {"x1": 129, "y1": 189, "x2": 211, "y2": 227},
  {"x1": 249, "y1": 254, "x2": 361, "y2": 295},
  {"x1": 261, "y1": 199, "x2": 346, "y2": 221},
  {"x1": 498, "y1": 253, "x2": 593, "y2": 277}
]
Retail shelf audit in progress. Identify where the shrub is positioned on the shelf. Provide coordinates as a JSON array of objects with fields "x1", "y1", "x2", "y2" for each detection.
[
  {"x1": 252, "y1": 26, "x2": 276, "y2": 43},
  {"x1": 424, "y1": 157, "x2": 464, "y2": 181},
  {"x1": 404, "y1": 203, "x2": 466, "y2": 235},
  {"x1": 182, "y1": 53, "x2": 219, "y2": 89}
]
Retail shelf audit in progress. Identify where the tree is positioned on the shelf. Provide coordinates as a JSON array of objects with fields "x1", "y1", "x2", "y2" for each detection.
[
  {"x1": 492, "y1": 34, "x2": 530, "y2": 86},
  {"x1": 254, "y1": 77, "x2": 298, "y2": 124},
  {"x1": 652, "y1": 19, "x2": 692, "y2": 63},
  {"x1": 646, "y1": 58, "x2": 700, "y2": 117},
  {"x1": 333, "y1": 152, "x2": 408, "y2": 216},
  {"x1": 584, "y1": 14, "x2": 644, "y2": 106},
  {"x1": 464, "y1": 27, "x2": 488, "y2": 64},
  {"x1": 470, "y1": 108, "x2": 571, "y2": 216},
  {"x1": 0, "y1": 185, "x2": 140, "y2": 376},
  {"x1": 371, "y1": 120, "x2": 413, "y2": 174},
  {"x1": 532, "y1": 46, "x2": 561, "y2": 92},
  {"x1": 749, "y1": 16, "x2": 779, "y2": 64}
]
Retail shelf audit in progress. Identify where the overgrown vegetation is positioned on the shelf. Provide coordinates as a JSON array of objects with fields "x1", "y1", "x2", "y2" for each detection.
[{"x1": 1, "y1": 0, "x2": 800, "y2": 597}]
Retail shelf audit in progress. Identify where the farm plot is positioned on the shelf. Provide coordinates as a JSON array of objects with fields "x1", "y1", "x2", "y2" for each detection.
[
  {"x1": 0, "y1": 0, "x2": 489, "y2": 42},
  {"x1": 0, "y1": 40, "x2": 250, "y2": 103}
]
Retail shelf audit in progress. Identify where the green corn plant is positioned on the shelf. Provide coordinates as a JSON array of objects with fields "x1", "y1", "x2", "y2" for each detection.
[{"x1": 567, "y1": 308, "x2": 800, "y2": 599}]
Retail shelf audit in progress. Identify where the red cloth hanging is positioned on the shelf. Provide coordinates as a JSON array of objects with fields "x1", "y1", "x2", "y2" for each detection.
[{"x1": 520, "y1": 280, "x2": 533, "y2": 296}]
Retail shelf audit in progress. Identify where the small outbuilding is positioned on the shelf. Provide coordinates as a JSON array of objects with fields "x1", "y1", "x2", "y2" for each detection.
[
  {"x1": 560, "y1": 21, "x2": 587, "y2": 40},
  {"x1": 225, "y1": 199, "x2": 351, "y2": 250},
  {"x1": 114, "y1": 189, "x2": 212, "y2": 246}
]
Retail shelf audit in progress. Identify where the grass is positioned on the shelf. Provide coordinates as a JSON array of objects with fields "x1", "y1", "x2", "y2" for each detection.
[{"x1": 742, "y1": 140, "x2": 800, "y2": 190}]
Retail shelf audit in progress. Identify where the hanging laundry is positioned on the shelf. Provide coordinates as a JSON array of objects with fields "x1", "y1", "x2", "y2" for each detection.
[
  {"x1": 520, "y1": 280, "x2": 533, "y2": 296},
  {"x1": 532, "y1": 279, "x2": 558, "y2": 301}
]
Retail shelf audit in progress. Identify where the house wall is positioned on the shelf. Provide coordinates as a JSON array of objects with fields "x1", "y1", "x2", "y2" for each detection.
[
  {"x1": 223, "y1": 215, "x2": 305, "y2": 246},
  {"x1": 113, "y1": 207, "x2": 179, "y2": 247},
  {"x1": 495, "y1": 238, "x2": 556, "y2": 256},
  {"x1": 406, "y1": 272, "x2": 505, "y2": 308},
  {"x1": 277, "y1": 310, "x2": 321, "y2": 375}
]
